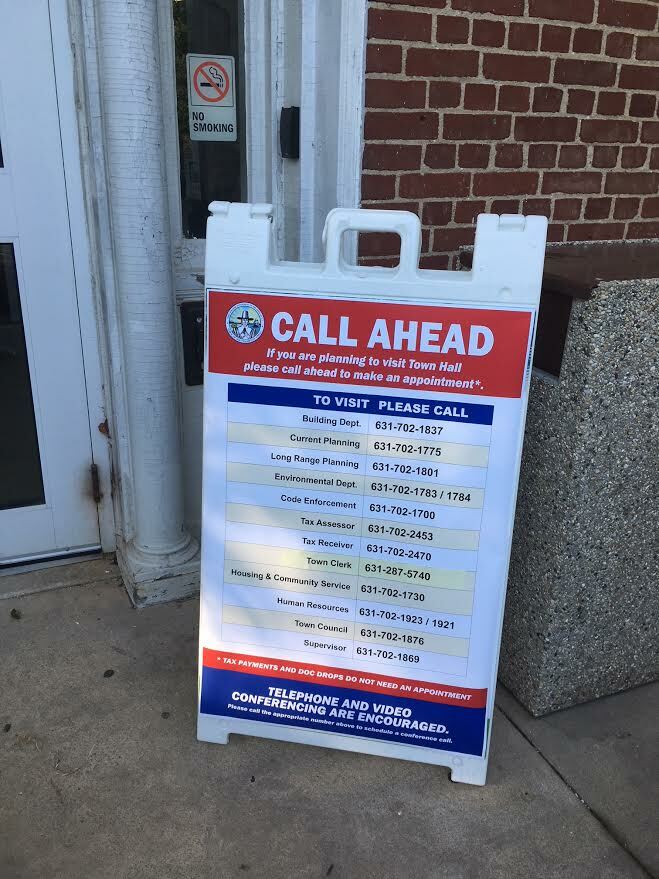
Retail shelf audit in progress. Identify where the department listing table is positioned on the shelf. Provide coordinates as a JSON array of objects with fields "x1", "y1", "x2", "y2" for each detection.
[{"x1": 219, "y1": 383, "x2": 494, "y2": 677}]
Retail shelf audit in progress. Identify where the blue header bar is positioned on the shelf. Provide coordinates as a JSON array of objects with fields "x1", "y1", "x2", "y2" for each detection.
[{"x1": 228, "y1": 383, "x2": 493, "y2": 425}]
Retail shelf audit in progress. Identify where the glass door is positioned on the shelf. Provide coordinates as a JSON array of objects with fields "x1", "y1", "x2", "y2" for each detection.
[
  {"x1": 0, "y1": 1, "x2": 100, "y2": 564},
  {"x1": 0, "y1": 244, "x2": 45, "y2": 511}
]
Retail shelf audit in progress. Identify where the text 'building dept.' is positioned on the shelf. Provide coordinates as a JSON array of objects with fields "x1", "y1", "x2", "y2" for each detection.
[
  {"x1": 198, "y1": 204, "x2": 547, "y2": 785},
  {"x1": 187, "y1": 53, "x2": 236, "y2": 141}
]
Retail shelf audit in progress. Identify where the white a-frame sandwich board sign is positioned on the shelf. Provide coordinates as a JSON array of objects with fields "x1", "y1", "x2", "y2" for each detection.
[{"x1": 198, "y1": 204, "x2": 546, "y2": 785}]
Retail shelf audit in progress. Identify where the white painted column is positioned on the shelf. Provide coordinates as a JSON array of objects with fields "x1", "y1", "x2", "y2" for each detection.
[{"x1": 96, "y1": 0, "x2": 198, "y2": 599}]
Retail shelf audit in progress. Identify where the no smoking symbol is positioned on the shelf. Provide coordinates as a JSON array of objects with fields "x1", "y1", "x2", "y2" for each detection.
[{"x1": 193, "y1": 61, "x2": 230, "y2": 103}]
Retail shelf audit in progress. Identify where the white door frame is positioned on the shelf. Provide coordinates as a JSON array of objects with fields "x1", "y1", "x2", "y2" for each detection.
[
  {"x1": 49, "y1": 0, "x2": 115, "y2": 551},
  {"x1": 164, "y1": 0, "x2": 367, "y2": 296},
  {"x1": 299, "y1": 0, "x2": 366, "y2": 263},
  {"x1": 160, "y1": 0, "x2": 366, "y2": 543}
]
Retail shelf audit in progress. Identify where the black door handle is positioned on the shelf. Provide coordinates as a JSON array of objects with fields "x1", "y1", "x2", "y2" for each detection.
[{"x1": 280, "y1": 106, "x2": 300, "y2": 159}]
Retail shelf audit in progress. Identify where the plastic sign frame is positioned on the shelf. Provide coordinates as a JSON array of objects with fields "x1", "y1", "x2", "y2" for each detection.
[{"x1": 198, "y1": 204, "x2": 547, "y2": 785}]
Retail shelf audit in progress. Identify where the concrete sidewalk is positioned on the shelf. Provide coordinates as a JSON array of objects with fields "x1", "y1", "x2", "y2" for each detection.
[{"x1": 1, "y1": 561, "x2": 656, "y2": 879}]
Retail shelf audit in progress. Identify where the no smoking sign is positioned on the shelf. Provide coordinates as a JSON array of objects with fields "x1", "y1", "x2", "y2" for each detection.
[{"x1": 187, "y1": 53, "x2": 237, "y2": 142}]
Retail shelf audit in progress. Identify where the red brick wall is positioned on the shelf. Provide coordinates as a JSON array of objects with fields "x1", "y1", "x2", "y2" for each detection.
[{"x1": 360, "y1": 0, "x2": 659, "y2": 268}]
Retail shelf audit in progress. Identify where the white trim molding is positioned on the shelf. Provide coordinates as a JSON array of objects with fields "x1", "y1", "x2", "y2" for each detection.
[
  {"x1": 337, "y1": 0, "x2": 367, "y2": 264},
  {"x1": 52, "y1": 0, "x2": 115, "y2": 552},
  {"x1": 68, "y1": 0, "x2": 135, "y2": 542},
  {"x1": 299, "y1": 0, "x2": 366, "y2": 263},
  {"x1": 244, "y1": 0, "x2": 271, "y2": 205}
]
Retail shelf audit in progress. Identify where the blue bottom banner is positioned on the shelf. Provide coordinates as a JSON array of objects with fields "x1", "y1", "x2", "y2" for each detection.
[{"x1": 200, "y1": 665, "x2": 486, "y2": 756}]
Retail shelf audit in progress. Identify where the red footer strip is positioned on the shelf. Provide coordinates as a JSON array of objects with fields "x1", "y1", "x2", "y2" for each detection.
[{"x1": 203, "y1": 649, "x2": 486, "y2": 709}]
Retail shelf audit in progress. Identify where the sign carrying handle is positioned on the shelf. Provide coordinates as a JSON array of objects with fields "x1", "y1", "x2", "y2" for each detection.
[{"x1": 322, "y1": 208, "x2": 422, "y2": 277}]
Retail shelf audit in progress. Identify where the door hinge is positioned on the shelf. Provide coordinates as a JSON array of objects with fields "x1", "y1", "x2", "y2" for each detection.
[{"x1": 90, "y1": 463, "x2": 102, "y2": 504}]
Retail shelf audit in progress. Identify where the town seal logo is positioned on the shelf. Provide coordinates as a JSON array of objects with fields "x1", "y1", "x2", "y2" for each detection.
[{"x1": 226, "y1": 302, "x2": 264, "y2": 343}]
